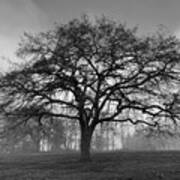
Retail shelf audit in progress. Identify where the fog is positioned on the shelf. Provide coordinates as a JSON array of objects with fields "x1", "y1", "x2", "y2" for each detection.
[{"x1": 1, "y1": 121, "x2": 180, "y2": 155}]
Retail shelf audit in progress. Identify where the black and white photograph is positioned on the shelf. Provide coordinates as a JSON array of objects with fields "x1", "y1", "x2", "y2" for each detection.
[{"x1": 1, "y1": 0, "x2": 180, "y2": 179}]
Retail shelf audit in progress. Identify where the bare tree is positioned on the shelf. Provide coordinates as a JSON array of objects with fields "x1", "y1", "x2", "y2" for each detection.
[{"x1": 1, "y1": 15, "x2": 180, "y2": 161}]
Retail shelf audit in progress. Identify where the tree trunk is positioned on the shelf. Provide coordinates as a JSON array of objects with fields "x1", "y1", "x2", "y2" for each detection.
[
  {"x1": 34, "y1": 138, "x2": 41, "y2": 152},
  {"x1": 80, "y1": 126, "x2": 94, "y2": 162}
]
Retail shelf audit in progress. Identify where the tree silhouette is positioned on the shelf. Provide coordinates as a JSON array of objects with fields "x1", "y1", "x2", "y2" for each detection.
[{"x1": 1, "y1": 15, "x2": 180, "y2": 161}]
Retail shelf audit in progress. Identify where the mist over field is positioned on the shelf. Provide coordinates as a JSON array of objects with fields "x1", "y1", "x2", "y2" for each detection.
[{"x1": 1, "y1": 121, "x2": 180, "y2": 154}]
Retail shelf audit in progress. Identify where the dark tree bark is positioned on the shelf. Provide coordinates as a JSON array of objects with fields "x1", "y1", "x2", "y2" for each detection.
[{"x1": 80, "y1": 125, "x2": 94, "y2": 161}]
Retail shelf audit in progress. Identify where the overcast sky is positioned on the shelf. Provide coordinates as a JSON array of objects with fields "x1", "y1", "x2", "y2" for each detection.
[{"x1": 1, "y1": 0, "x2": 180, "y2": 71}]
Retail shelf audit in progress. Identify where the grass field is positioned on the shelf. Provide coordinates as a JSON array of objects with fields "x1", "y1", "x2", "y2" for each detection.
[{"x1": 0, "y1": 151, "x2": 180, "y2": 180}]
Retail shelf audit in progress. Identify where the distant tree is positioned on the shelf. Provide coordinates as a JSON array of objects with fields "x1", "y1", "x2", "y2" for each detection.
[
  {"x1": 48, "y1": 117, "x2": 65, "y2": 151},
  {"x1": 92, "y1": 123, "x2": 107, "y2": 151},
  {"x1": 0, "y1": 117, "x2": 42, "y2": 153},
  {"x1": 0, "y1": 113, "x2": 65, "y2": 153},
  {"x1": 1, "y1": 15, "x2": 180, "y2": 161}
]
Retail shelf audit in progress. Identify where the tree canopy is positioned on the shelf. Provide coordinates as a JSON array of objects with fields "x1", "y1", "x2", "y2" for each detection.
[{"x1": 1, "y1": 15, "x2": 180, "y2": 161}]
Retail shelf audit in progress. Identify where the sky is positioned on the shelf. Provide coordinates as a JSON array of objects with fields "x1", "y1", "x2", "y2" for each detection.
[{"x1": 1, "y1": 0, "x2": 180, "y2": 72}]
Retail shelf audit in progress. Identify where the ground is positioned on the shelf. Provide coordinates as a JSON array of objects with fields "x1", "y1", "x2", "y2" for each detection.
[{"x1": 0, "y1": 151, "x2": 180, "y2": 180}]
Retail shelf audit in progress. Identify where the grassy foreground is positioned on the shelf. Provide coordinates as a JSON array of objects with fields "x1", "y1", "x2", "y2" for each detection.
[{"x1": 0, "y1": 151, "x2": 180, "y2": 180}]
